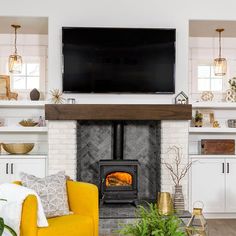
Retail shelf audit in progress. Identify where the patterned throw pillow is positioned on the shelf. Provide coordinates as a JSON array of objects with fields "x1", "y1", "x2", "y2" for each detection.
[{"x1": 20, "y1": 171, "x2": 70, "y2": 218}]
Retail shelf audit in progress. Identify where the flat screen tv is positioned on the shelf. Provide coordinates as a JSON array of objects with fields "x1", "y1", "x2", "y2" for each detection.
[{"x1": 62, "y1": 27, "x2": 176, "y2": 93}]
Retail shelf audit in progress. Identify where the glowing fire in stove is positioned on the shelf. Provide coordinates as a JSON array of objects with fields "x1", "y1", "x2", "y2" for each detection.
[{"x1": 106, "y1": 172, "x2": 132, "y2": 187}]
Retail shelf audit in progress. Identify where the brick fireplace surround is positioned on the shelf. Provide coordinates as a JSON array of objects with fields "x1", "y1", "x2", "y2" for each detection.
[{"x1": 46, "y1": 104, "x2": 191, "y2": 235}]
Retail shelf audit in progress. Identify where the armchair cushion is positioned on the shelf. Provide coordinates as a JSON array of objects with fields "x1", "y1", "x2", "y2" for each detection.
[
  {"x1": 20, "y1": 171, "x2": 70, "y2": 218},
  {"x1": 38, "y1": 215, "x2": 93, "y2": 236}
]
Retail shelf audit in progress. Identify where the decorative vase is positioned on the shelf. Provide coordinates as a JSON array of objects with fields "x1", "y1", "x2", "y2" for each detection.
[
  {"x1": 157, "y1": 192, "x2": 173, "y2": 215},
  {"x1": 174, "y1": 185, "x2": 185, "y2": 213},
  {"x1": 30, "y1": 88, "x2": 40, "y2": 101}
]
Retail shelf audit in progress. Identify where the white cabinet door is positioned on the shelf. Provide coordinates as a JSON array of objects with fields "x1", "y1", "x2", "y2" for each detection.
[
  {"x1": 0, "y1": 160, "x2": 12, "y2": 183},
  {"x1": 191, "y1": 159, "x2": 225, "y2": 213},
  {"x1": 10, "y1": 159, "x2": 46, "y2": 181},
  {"x1": 0, "y1": 158, "x2": 46, "y2": 183},
  {"x1": 225, "y1": 159, "x2": 236, "y2": 212}
]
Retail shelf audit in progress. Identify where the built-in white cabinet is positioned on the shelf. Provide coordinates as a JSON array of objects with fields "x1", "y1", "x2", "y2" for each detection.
[
  {"x1": 190, "y1": 158, "x2": 236, "y2": 214},
  {"x1": 0, "y1": 101, "x2": 48, "y2": 183},
  {"x1": 0, "y1": 157, "x2": 46, "y2": 183}
]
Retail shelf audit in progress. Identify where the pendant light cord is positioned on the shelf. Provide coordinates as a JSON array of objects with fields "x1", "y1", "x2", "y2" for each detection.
[
  {"x1": 14, "y1": 26, "x2": 17, "y2": 54},
  {"x1": 219, "y1": 30, "x2": 222, "y2": 58}
]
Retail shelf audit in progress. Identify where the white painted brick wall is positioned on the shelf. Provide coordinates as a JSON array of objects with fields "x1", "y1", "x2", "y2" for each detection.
[
  {"x1": 48, "y1": 121, "x2": 77, "y2": 179},
  {"x1": 48, "y1": 120, "x2": 189, "y2": 208},
  {"x1": 161, "y1": 120, "x2": 189, "y2": 209}
]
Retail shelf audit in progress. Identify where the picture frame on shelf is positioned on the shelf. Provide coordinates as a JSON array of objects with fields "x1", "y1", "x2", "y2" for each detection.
[
  {"x1": 0, "y1": 75, "x2": 18, "y2": 100},
  {"x1": 199, "y1": 109, "x2": 215, "y2": 127}
]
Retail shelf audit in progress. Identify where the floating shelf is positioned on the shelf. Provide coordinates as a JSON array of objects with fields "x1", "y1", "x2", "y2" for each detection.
[
  {"x1": 0, "y1": 154, "x2": 47, "y2": 159},
  {"x1": 0, "y1": 127, "x2": 48, "y2": 133},
  {"x1": 189, "y1": 154, "x2": 236, "y2": 159},
  {"x1": 189, "y1": 127, "x2": 236, "y2": 133},
  {"x1": 0, "y1": 100, "x2": 48, "y2": 108},
  {"x1": 191, "y1": 102, "x2": 236, "y2": 109}
]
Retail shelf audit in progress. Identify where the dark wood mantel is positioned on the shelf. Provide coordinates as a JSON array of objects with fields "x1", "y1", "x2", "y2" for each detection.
[{"x1": 45, "y1": 104, "x2": 192, "y2": 120}]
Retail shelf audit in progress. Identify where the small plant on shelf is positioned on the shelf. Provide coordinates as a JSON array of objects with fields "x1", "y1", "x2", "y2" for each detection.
[
  {"x1": 118, "y1": 203, "x2": 185, "y2": 236},
  {"x1": 194, "y1": 110, "x2": 203, "y2": 127}
]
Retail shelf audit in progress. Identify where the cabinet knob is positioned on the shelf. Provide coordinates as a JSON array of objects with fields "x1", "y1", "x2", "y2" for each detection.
[
  {"x1": 10, "y1": 163, "x2": 13, "y2": 175},
  {"x1": 227, "y1": 163, "x2": 230, "y2": 174},
  {"x1": 222, "y1": 163, "x2": 225, "y2": 173},
  {"x1": 6, "y1": 163, "x2": 8, "y2": 174}
]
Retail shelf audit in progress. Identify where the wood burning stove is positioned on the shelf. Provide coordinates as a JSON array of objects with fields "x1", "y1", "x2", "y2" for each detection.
[
  {"x1": 99, "y1": 121, "x2": 139, "y2": 205},
  {"x1": 99, "y1": 160, "x2": 139, "y2": 205}
]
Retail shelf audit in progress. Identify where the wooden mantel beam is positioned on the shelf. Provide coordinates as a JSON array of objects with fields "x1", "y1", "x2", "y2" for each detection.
[{"x1": 45, "y1": 104, "x2": 192, "y2": 121}]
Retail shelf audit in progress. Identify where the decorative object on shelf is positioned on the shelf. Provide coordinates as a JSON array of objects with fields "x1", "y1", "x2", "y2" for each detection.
[
  {"x1": 227, "y1": 119, "x2": 236, "y2": 128},
  {"x1": 67, "y1": 98, "x2": 76, "y2": 104},
  {"x1": 30, "y1": 88, "x2": 40, "y2": 101},
  {"x1": 225, "y1": 89, "x2": 236, "y2": 103},
  {"x1": 163, "y1": 146, "x2": 193, "y2": 213},
  {"x1": 175, "y1": 91, "x2": 188, "y2": 104},
  {"x1": 0, "y1": 118, "x2": 4, "y2": 127},
  {"x1": 213, "y1": 120, "x2": 220, "y2": 128},
  {"x1": 229, "y1": 77, "x2": 236, "y2": 92},
  {"x1": 38, "y1": 116, "x2": 45, "y2": 127},
  {"x1": 201, "y1": 139, "x2": 235, "y2": 155},
  {"x1": 214, "y1": 28, "x2": 227, "y2": 76},
  {"x1": 199, "y1": 109, "x2": 215, "y2": 127},
  {"x1": 157, "y1": 192, "x2": 173, "y2": 216},
  {"x1": 186, "y1": 202, "x2": 208, "y2": 236},
  {"x1": 49, "y1": 89, "x2": 65, "y2": 104},
  {"x1": 194, "y1": 110, "x2": 203, "y2": 127},
  {"x1": 201, "y1": 91, "x2": 214, "y2": 102},
  {"x1": 19, "y1": 119, "x2": 38, "y2": 127},
  {"x1": 2, "y1": 143, "x2": 34, "y2": 154},
  {"x1": 9, "y1": 25, "x2": 22, "y2": 74},
  {"x1": 0, "y1": 75, "x2": 18, "y2": 100}
]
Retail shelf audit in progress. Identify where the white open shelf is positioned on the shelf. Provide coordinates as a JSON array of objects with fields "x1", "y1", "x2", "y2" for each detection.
[
  {"x1": 0, "y1": 100, "x2": 48, "y2": 108},
  {"x1": 0, "y1": 154, "x2": 47, "y2": 159},
  {"x1": 0, "y1": 127, "x2": 48, "y2": 133},
  {"x1": 190, "y1": 154, "x2": 236, "y2": 159},
  {"x1": 189, "y1": 127, "x2": 236, "y2": 133},
  {"x1": 191, "y1": 102, "x2": 236, "y2": 109}
]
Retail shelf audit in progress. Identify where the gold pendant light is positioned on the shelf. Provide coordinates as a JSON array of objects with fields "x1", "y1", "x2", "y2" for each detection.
[
  {"x1": 214, "y1": 28, "x2": 227, "y2": 76},
  {"x1": 9, "y1": 24, "x2": 23, "y2": 74}
]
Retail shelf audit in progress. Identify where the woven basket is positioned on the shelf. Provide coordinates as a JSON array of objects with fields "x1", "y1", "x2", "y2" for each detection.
[{"x1": 2, "y1": 143, "x2": 34, "y2": 154}]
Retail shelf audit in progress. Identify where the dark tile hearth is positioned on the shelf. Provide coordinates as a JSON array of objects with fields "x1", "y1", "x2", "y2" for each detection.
[{"x1": 100, "y1": 204, "x2": 138, "y2": 219}]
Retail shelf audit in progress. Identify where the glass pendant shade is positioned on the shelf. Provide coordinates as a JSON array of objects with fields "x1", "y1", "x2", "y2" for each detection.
[
  {"x1": 214, "y1": 28, "x2": 227, "y2": 76},
  {"x1": 8, "y1": 54, "x2": 22, "y2": 74},
  {"x1": 9, "y1": 24, "x2": 22, "y2": 74},
  {"x1": 214, "y1": 57, "x2": 227, "y2": 76}
]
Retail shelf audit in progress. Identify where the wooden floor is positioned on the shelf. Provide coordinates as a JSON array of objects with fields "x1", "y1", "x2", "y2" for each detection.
[{"x1": 208, "y1": 219, "x2": 236, "y2": 236}]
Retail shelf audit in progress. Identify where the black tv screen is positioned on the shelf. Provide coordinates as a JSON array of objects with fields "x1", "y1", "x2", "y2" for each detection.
[{"x1": 62, "y1": 27, "x2": 175, "y2": 93}]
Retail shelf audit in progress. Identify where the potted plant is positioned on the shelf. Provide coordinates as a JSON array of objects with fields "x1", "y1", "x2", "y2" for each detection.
[
  {"x1": 163, "y1": 146, "x2": 193, "y2": 213},
  {"x1": 0, "y1": 199, "x2": 17, "y2": 236},
  {"x1": 118, "y1": 203, "x2": 185, "y2": 236}
]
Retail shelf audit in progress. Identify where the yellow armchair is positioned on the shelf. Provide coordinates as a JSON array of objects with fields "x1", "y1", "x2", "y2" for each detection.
[{"x1": 17, "y1": 180, "x2": 99, "y2": 236}]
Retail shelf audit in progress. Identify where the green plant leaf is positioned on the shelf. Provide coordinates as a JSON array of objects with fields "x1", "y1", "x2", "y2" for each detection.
[
  {"x1": 0, "y1": 218, "x2": 4, "y2": 236},
  {"x1": 117, "y1": 203, "x2": 186, "y2": 236}
]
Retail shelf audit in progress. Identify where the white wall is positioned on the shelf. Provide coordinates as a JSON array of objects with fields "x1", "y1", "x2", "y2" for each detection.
[{"x1": 1, "y1": 0, "x2": 236, "y2": 103}]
